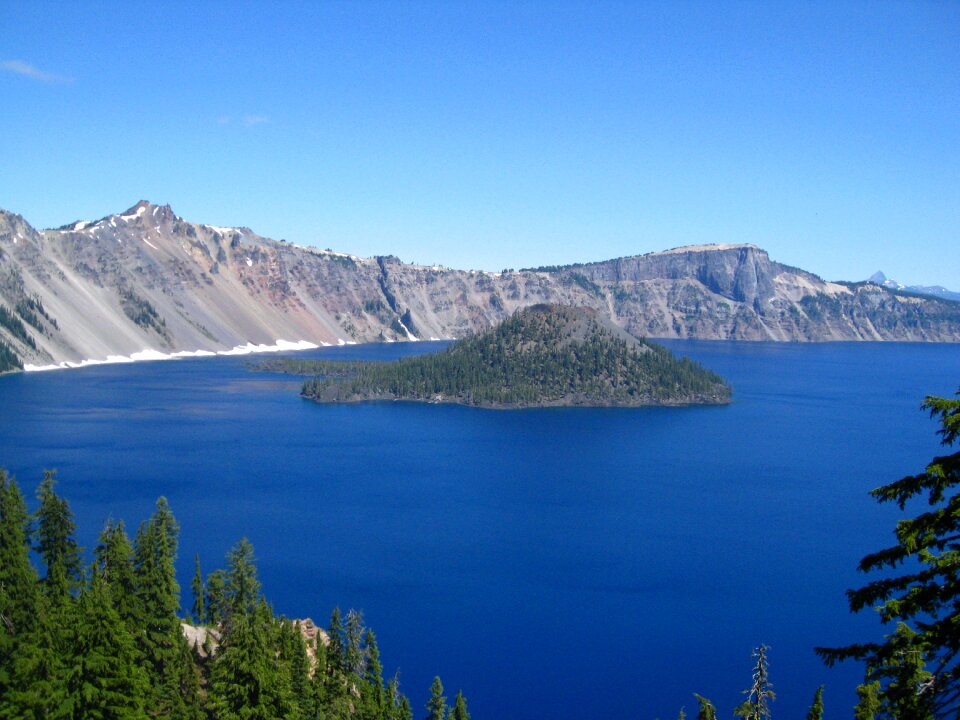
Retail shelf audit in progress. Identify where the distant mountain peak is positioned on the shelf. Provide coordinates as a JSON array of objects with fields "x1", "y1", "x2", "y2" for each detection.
[{"x1": 865, "y1": 271, "x2": 960, "y2": 303}]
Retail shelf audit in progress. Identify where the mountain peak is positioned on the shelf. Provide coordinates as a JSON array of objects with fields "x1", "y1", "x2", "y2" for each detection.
[{"x1": 868, "y1": 271, "x2": 888, "y2": 284}]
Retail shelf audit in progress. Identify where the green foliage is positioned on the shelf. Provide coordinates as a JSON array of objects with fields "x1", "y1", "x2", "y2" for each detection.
[
  {"x1": 0, "y1": 471, "x2": 40, "y2": 696},
  {"x1": 816, "y1": 390, "x2": 960, "y2": 719},
  {"x1": 15, "y1": 295, "x2": 57, "y2": 332},
  {"x1": 296, "y1": 305, "x2": 730, "y2": 407},
  {"x1": 190, "y1": 553, "x2": 204, "y2": 624},
  {"x1": 425, "y1": 676, "x2": 446, "y2": 720},
  {"x1": 694, "y1": 694, "x2": 717, "y2": 720},
  {"x1": 119, "y1": 287, "x2": 169, "y2": 339},
  {"x1": 806, "y1": 686, "x2": 823, "y2": 720},
  {"x1": 132, "y1": 497, "x2": 193, "y2": 718},
  {"x1": 94, "y1": 519, "x2": 139, "y2": 626},
  {"x1": 34, "y1": 471, "x2": 83, "y2": 597},
  {"x1": 854, "y1": 681, "x2": 881, "y2": 720},
  {"x1": 204, "y1": 568, "x2": 227, "y2": 626},
  {"x1": 450, "y1": 690, "x2": 470, "y2": 720},
  {"x1": 0, "y1": 304, "x2": 35, "y2": 350},
  {"x1": 63, "y1": 577, "x2": 150, "y2": 719},
  {"x1": 0, "y1": 471, "x2": 425, "y2": 720},
  {"x1": 0, "y1": 338, "x2": 20, "y2": 373}
]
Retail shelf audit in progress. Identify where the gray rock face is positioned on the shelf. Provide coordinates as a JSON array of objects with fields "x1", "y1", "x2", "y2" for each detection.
[{"x1": 1, "y1": 202, "x2": 958, "y2": 368}]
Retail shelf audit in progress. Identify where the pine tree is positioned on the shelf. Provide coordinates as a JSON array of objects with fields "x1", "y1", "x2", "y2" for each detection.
[
  {"x1": 190, "y1": 554, "x2": 204, "y2": 624},
  {"x1": 285, "y1": 621, "x2": 312, "y2": 719},
  {"x1": 806, "y1": 686, "x2": 824, "y2": 720},
  {"x1": 204, "y1": 569, "x2": 227, "y2": 626},
  {"x1": 0, "y1": 471, "x2": 39, "y2": 683},
  {"x1": 854, "y1": 681, "x2": 881, "y2": 720},
  {"x1": 694, "y1": 694, "x2": 717, "y2": 720},
  {"x1": 817, "y1": 391, "x2": 960, "y2": 719},
  {"x1": 94, "y1": 519, "x2": 139, "y2": 626},
  {"x1": 33, "y1": 471, "x2": 82, "y2": 597},
  {"x1": 425, "y1": 676, "x2": 446, "y2": 720},
  {"x1": 735, "y1": 645, "x2": 775, "y2": 720},
  {"x1": 1, "y1": 594, "x2": 70, "y2": 720},
  {"x1": 345, "y1": 608, "x2": 366, "y2": 677},
  {"x1": 224, "y1": 537, "x2": 261, "y2": 617},
  {"x1": 61, "y1": 576, "x2": 150, "y2": 719},
  {"x1": 133, "y1": 497, "x2": 192, "y2": 718},
  {"x1": 449, "y1": 690, "x2": 470, "y2": 720},
  {"x1": 363, "y1": 628, "x2": 384, "y2": 719},
  {"x1": 209, "y1": 540, "x2": 294, "y2": 720},
  {"x1": 327, "y1": 607, "x2": 345, "y2": 676}
]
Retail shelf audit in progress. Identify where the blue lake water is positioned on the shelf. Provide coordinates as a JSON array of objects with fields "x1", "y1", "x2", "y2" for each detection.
[{"x1": 1, "y1": 340, "x2": 958, "y2": 719}]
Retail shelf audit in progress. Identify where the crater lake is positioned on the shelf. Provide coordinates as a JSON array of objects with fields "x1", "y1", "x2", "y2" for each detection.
[{"x1": 1, "y1": 340, "x2": 957, "y2": 719}]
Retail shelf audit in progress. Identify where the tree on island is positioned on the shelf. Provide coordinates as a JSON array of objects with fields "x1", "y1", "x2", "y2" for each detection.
[{"x1": 817, "y1": 389, "x2": 960, "y2": 720}]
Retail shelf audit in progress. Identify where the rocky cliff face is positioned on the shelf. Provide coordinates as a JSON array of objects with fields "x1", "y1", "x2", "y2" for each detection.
[{"x1": 1, "y1": 201, "x2": 958, "y2": 368}]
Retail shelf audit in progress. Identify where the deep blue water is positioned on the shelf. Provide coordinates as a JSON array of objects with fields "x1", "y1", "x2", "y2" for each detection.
[{"x1": 1, "y1": 340, "x2": 958, "y2": 719}]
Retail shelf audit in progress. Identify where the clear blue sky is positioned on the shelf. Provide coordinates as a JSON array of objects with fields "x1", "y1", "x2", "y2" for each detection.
[{"x1": 2, "y1": 1, "x2": 957, "y2": 286}]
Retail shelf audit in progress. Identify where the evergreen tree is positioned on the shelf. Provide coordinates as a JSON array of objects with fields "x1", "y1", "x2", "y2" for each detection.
[
  {"x1": 735, "y1": 645, "x2": 775, "y2": 720},
  {"x1": 133, "y1": 497, "x2": 192, "y2": 718},
  {"x1": 284, "y1": 621, "x2": 312, "y2": 719},
  {"x1": 806, "y1": 686, "x2": 824, "y2": 720},
  {"x1": 204, "y1": 569, "x2": 227, "y2": 626},
  {"x1": 817, "y1": 391, "x2": 960, "y2": 719},
  {"x1": 345, "y1": 608, "x2": 366, "y2": 677},
  {"x1": 190, "y1": 554, "x2": 204, "y2": 624},
  {"x1": 425, "y1": 676, "x2": 446, "y2": 720},
  {"x1": 209, "y1": 540, "x2": 294, "y2": 720},
  {"x1": 363, "y1": 628, "x2": 384, "y2": 719},
  {"x1": 1, "y1": 595, "x2": 70, "y2": 720},
  {"x1": 61, "y1": 576, "x2": 150, "y2": 719},
  {"x1": 327, "y1": 607, "x2": 345, "y2": 676},
  {"x1": 224, "y1": 537, "x2": 261, "y2": 617},
  {"x1": 694, "y1": 694, "x2": 717, "y2": 720},
  {"x1": 0, "y1": 471, "x2": 39, "y2": 689},
  {"x1": 94, "y1": 519, "x2": 139, "y2": 626},
  {"x1": 854, "y1": 681, "x2": 881, "y2": 720},
  {"x1": 33, "y1": 471, "x2": 82, "y2": 597},
  {"x1": 449, "y1": 690, "x2": 470, "y2": 720}
]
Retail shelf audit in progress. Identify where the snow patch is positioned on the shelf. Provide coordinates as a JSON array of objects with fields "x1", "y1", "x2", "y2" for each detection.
[
  {"x1": 23, "y1": 339, "x2": 320, "y2": 372},
  {"x1": 144, "y1": 238, "x2": 159, "y2": 250},
  {"x1": 119, "y1": 206, "x2": 147, "y2": 221},
  {"x1": 396, "y1": 318, "x2": 418, "y2": 341},
  {"x1": 245, "y1": 257, "x2": 253, "y2": 267},
  {"x1": 217, "y1": 339, "x2": 320, "y2": 356}
]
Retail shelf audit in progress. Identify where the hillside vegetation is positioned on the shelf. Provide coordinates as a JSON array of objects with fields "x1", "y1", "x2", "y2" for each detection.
[
  {"x1": 290, "y1": 305, "x2": 730, "y2": 407},
  {"x1": 0, "y1": 470, "x2": 457, "y2": 720}
]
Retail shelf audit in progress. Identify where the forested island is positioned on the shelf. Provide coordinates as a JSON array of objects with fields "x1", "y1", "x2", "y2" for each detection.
[
  {"x1": 0, "y1": 470, "x2": 468, "y2": 720},
  {"x1": 265, "y1": 305, "x2": 730, "y2": 408}
]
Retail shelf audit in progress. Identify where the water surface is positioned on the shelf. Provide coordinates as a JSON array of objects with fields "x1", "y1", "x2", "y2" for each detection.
[{"x1": 1, "y1": 340, "x2": 957, "y2": 719}]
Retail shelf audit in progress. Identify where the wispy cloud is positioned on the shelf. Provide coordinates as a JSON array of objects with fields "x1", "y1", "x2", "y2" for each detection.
[{"x1": 1, "y1": 59, "x2": 72, "y2": 83}]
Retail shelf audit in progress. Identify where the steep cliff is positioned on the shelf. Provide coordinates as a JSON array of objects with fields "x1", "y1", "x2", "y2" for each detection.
[{"x1": 1, "y1": 201, "x2": 957, "y2": 369}]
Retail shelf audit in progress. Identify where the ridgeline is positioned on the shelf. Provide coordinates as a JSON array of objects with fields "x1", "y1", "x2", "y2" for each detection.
[{"x1": 285, "y1": 305, "x2": 731, "y2": 408}]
